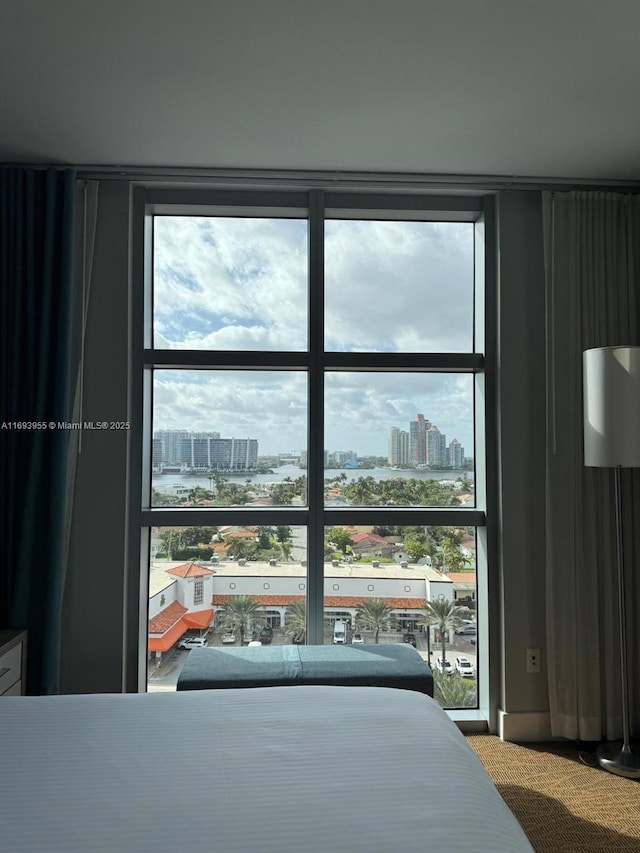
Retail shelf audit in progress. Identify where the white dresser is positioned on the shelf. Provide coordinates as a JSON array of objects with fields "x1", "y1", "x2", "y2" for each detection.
[{"x1": 0, "y1": 630, "x2": 27, "y2": 696}]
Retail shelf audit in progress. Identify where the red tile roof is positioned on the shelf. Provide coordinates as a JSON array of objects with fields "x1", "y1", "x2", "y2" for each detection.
[
  {"x1": 148, "y1": 619, "x2": 187, "y2": 652},
  {"x1": 350, "y1": 533, "x2": 388, "y2": 546},
  {"x1": 148, "y1": 605, "x2": 215, "y2": 652},
  {"x1": 166, "y1": 562, "x2": 216, "y2": 578},
  {"x1": 444, "y1": 572, "x2": 477, "y2": 584},
  {"x1": 149, "y1": 600, "x2": 187, "y2": 633},
  {"x1": 212, "y1": 594, "x2": 425, "y2": 609}
]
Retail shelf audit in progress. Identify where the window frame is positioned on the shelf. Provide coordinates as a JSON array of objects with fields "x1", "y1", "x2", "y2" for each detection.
[{"x1": 129, "y1": 185, "x2": 497, "y2": 723}]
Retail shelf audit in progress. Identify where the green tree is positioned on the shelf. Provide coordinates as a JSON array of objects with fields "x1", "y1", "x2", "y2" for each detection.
[
  {"x1": 325, "y1": 526, "x2": 353, "y2": 554},
  {"x1": 158, "y1": 529, "x2": 184, "y2": 559},
  {"x1": 218, "y1": 596, "x2": 265, "y2": 645},
  {"x1": 180, "y1": 526, "x2": 218, "y2": 546},
  {"x1": 440, "y1": 531, "x2": 473, "y2": 573},
  {"x1": 355, "y1": 598, "x2": 394, "y2": 643},
  {"x1": 404, "y1": 534, "x2": 428, "y2": 563},
  {"x1": 417, "y1": 599, "x2": 466, "y2": 670},
  {"x1": 275, "y1": 525, "x2": 292, "y2": 544},
  {"x1": 186, "y1": 486, "x2": 214, "y2": 503},
  {"x1": 229, "y1": 538, "x2": 259, "y2": 561},
  {"x1": 279, "y1": 540, "x2": 293, "y2": 561},
  {"x1": 284, "y1": 598, "x2": 306, "y2": 642},
  {"x1": 256, "y1": 525, "x2": 275, "y2": 549},
  {"x1": 459, "y1": 474, "x2": 473, "y2": 492}
]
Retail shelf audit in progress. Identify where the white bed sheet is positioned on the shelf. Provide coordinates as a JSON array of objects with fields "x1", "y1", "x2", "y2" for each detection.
[{"x1": 0, "y1": 685, "x2": 532, "y2": 852}]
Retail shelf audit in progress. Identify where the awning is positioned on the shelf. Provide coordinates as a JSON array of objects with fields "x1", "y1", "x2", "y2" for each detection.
[
  {"x1": 149, "y1": 620, "x2": 187, "y2": 653},
  {"x1": 183, "y1": 608, "x2": 214, "y2": 629}
]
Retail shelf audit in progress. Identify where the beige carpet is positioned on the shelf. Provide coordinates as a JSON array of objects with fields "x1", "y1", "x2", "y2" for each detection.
[{"x1": 467, "y1": 736, "x2": 640, "y2": 852}]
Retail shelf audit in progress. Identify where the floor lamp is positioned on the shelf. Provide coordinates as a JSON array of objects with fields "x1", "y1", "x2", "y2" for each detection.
[{"x1": 583, "y1": 346, "x2": 640, "y2": 779}]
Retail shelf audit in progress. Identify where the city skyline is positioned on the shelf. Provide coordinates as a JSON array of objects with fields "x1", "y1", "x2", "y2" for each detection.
[
  {"x1": 153, "y1": 413, "x2": 472, "y2": 469},
  {"x1": 153, "y1": 371, "x2": 474, "y2": 458}
]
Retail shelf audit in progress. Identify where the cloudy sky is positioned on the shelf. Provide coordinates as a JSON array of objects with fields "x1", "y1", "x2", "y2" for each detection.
[{"x1": 152, "y1": 216, "x2": 476, "y2": 456}]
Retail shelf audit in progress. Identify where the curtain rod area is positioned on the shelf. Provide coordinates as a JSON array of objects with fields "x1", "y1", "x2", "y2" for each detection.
[{"x1": 5, "y1": 164, "x2": 640, "y2": 193}]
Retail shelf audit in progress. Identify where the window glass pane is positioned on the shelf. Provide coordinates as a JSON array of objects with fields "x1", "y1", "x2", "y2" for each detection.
[
  {"x1": 323, "y1": 525, "x2": 477, "y2": 709},
  {"x1": 152, "y1": 370, "x2": 307, "y2": 507},
  {"x1": 147, "y1": 525, "x2": 307, "y2": 691},
  {"x1": 153, "y1": 216, "x2": 308, "y2": 351},
  {"x1": 324, "y1": 372, "x2": 474, "y2": 507},
  {"x1": 325, "y1": 220, "x2": 474, "y2": 352}
]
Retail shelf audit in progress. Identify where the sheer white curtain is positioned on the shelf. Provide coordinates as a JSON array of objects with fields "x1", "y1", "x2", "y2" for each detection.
[{"x1": 543, "y1": 191, "x2": 640, "y2": 741}]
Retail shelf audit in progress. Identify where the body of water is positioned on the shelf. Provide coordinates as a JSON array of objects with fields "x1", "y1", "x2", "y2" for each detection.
[{"x1": 153, "y1": 465, "x2": 473, "y2": 494}]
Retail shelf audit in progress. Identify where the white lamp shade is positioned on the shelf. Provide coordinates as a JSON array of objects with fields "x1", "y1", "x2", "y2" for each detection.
[{"x1": 583, "y1": 346, "x2": 640, "y2": 468}]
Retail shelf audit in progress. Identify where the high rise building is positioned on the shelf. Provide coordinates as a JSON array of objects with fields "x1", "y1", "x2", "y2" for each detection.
[
  {"x1": 409, "y1": 414, "x2": 430, "y2": 465},
  {"x1": 426, "y1": 425, "x2": 446, "y2": 467},
  {"x1": 388, "y1": 427, "x2": 409, "y2": 466},
  {"x1": 153, "y1": 430, "x2": 257, "y2": 470},
  {"x1": 448, "y1": 438, "x2": 464, "y2": 468}
]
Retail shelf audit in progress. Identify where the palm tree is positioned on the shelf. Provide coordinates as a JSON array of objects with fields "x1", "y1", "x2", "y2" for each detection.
[
  {"x1": 218, "y1": 595, "x2": 265, "y2": 644},
  {"x1": 432, "y1": 671, "x2": 476, "y2": 709},
  {"x1": 355, "y1": 598, "x2": 393, "y2": 643},
  {"x1": 284, "y1": 598, "x2": 306, "y2": 642},
  {"x1": 440, "y1": 530, "x2": 473, "y2": 573},
  {"x1": 417, "y1": 599, "x2": 466, "y2": 669}
]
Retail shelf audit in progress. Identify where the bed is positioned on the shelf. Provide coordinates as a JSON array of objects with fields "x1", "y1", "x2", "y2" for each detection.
[{"x1": 0, "y1": 685, "x2": 533, "y2": 852}]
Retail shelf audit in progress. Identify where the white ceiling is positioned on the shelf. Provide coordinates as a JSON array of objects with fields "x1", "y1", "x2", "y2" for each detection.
[{"x1": 2, "y1": 0, "x2": 640, "y2": 182}]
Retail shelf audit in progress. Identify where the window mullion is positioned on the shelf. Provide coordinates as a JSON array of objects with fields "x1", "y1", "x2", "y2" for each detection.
[{"x1": 307, "y1": 189, "x2": 325, "y2": 645}]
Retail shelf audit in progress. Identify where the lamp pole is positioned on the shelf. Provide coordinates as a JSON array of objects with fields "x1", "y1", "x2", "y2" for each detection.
[{"x1": 584, "y1": 347, "x2": 640, "y2": 779}]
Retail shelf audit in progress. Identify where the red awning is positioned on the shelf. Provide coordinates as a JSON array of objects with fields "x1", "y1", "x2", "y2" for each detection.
[
  {"x1": 149, "y1": 620, "x2": 187, "y2": 653},
  {"x1": 183, "y1": 608, "x2": 214, "y2": 629}
]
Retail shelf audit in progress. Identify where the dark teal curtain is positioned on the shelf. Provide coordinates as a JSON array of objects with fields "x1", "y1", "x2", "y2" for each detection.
[{"x1": 0, "y1": 167, "x2": 76, "y2": 694}]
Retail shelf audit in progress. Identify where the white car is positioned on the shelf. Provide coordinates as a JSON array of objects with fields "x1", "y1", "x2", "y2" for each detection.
[
  {"x1": 221, "y1": 632, "x2": 236, "y2": 644},
  {"x1": 454, "y1": 621, "x2": 477, "y2": 635},
  {"x1": 455, "y1": 656, "x2": 476, "y2": 677},
  {"x1": 178, "y1": 636, "x2": 208, "y2": 650},
  {"x1": 435, "y1": 657, "x2": 454, "y2": 676},
  {"x1": 352, "y1": 633, "x2": 364, "y2": 644}
]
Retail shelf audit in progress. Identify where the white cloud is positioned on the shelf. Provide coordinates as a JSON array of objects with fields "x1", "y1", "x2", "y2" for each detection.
[
  {"x1": 151, "y1": 215, "x2": 477, "y2": 458},
  {"x1": 324, "y1": 372, "x2": 474, "y2": 455},
  {"x1": 324, "y1": 220, "x2": 474, "y2": 352},
  {"x1": 153, "y1": 371, "x2": 307, "y2": 455},
  {"x1": 152, "y1": 370, "x2": 473, "y2": 458},
  {"x1": 153, "y1": 216, "x2": 308, "y2": 351}
]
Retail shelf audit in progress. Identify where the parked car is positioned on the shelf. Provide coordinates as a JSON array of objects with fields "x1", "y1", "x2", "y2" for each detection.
[
  {"x1": 435, "y1": 657, "x2": 454, "y2": 676},
  {"x1": 402, "y1": 632, "x2": 417, "y2": 647},
  {"x1": 178, "y1": 636, "x2": 208, "y2": 650},
  {"x1": 259, "y1": 625, "x2": 274, "y2": 644},
  {"x1": 455, "y1": 656, "x2": 476, "y2": 677},
  {"x1": 221, "y1": 632, "x2": 236, "y2": 644},
  {"x1": 248, "y1": 640, "x2": 262, "y2": 646},
  {"x1": 352, "y1": 632, "x2": 364, "y2": 644},
  {"x1": 454, "y1": 621, "x2": 477, "y2": 635}
]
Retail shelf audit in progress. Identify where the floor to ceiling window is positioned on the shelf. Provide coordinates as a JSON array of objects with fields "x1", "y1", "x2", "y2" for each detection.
[{"x1": 135, "y1": 188, "x2": 492, "y2": 710}]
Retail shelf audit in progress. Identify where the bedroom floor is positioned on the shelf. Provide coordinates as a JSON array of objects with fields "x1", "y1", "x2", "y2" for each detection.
[{"x1": 467, "y1": 736, "x2": 640, "y2": 852}]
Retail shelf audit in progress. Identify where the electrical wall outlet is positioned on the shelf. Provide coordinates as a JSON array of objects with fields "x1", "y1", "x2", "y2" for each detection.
[{"x1": 526, "y1": 648, "x2": 541, "y2": 674}]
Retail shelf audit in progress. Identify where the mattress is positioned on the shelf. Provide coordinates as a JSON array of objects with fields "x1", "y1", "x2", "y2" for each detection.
[{"x1": 0, "y1": 686, "x2": 532, "y2": 852}]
